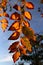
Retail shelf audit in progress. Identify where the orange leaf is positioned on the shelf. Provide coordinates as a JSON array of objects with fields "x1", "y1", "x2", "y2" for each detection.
[
  {"x1": 0, "y1": 8, "x2": 3, "y2": 17},
  {"x1": 8, "y1": 21, "x2": 20, "y2": 31},
  {"x1": 24, "y1": 11, "x2": 32, "y2": 20},
  {"x1": 1, "y1": 0, "x2": 7, "y2": 8},
  {"x1": 3, "y1": 12, "x2": 9, "y2": 17},
  {"x1": 9, "y1": 48, "x2": 17, "y2": 53},
  {"x1": 13, "y1": 4, "x2": 20, "y2": 11},
  {"x1": 19, "y1": 45, "x2": 26, "y2": 55},
  {"x1": 0, "y1": 13, "x2": 3, "y2": 17},
  {"x1": 12, "y1": 52, "x2": 20, "y2": 62},
  {"x1": 23, "y1": 20, "x2": 30, "y2": 27},
  {"x1": 8, "y1": 41, "x2": 19, "y2": 51},
  {"x1": 0, "y1": 7, "x2": 3, "y2": 11},
  {"x1": 10, "y1": 12, "x2": 20, "y2": 20},
  {"x1": 8, "y1": 32, "x2": 20, "y2": 40},
  {"x1": 25, "y1": 2, "x2": 34, "y2": 9}
]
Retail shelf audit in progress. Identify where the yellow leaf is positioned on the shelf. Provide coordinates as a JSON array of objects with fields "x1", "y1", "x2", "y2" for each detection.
[
  {"x1": 3, "y1": 12, "x2": 9, "y2": 17},
  {"x1": 1, "y1": 23, "x2": 8, "y2": 32},
  {"x1": 21, "y1": 37, "x2": 32, "y2": 52},
  {"x1": 1, "y1": 18, "x2": 8, "y2": 23}
]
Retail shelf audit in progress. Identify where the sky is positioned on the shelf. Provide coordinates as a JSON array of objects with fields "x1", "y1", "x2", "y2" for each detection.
[{"x1": 0, "y1": 0, "x2": 43, "y2": 65}]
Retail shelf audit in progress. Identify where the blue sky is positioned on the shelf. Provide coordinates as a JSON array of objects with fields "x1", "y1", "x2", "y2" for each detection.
[{"x1": 0, "y1": 0, "x2": 43, "y2": 65}]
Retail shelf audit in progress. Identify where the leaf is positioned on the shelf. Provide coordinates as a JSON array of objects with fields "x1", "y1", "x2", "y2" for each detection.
[
  {"x1": 8, "y1": 21, "x2": 20, "y2": 31},
  {"x1": 25, "y1": 2, "x2": 34, "y2": 9},
  {"x1": 0, "y1": 12, "x2": 9, "y2": 17},
  {"x1": 9, "y1": 48, "x2": 17, "y2": 53},
  {"x1": 10, "y1": 12, "x2": 20, "y2": 20},
  {"x1": 8, "y1": 32, "x2": 20, "y2": 40},
  {"x1": 24, "y1": 11, "x2": 32, "y2": 20},
  {"x1": 1, "y1": 0, "x2": 7, "y2": 8},
  {"x1": 19, "y1": 45, "x2": 27, "y2": 55},
  {"x1": 13, "y1": 4, "x2": 20, "y2": 11},
  {"x1": 1, "y1": 18, "x2": 8, "y2": 23},
  {"x1": 0, "y1": 7, "x2": 3, "y2": 11},
  {"x1": 8, "y1": 41, "x2": 19, "y2": 51},
  {"x1": 12, "y1": 51, "x2": 20, "y2": 62},
  {"x1": 1, "y1": 23, "x2": 8, "y2": 32},
  {"x1": 21, "y1": 37, "x2": 32, "y2": 52},
  {"x1": 3, "y1": 12, "x2": 9, "y2": 17},
  {"x1": 0, "y1": 13, "x2": 3, "y2": 17},
  {"x1": 23, "y1": 20, "x2": 30, "y2": 27},
  {"x1": 22, "y1": 26, "x2": 35, "y2": 40},
  {"x1": 0, "y1": 8, "x2": 3, "y2": 17}
]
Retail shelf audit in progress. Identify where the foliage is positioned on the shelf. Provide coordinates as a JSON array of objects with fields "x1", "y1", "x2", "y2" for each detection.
[
  {"x1": 8, "y1": 0, "x2": 35, "y2": 63},
  {"x1": 0, "y1": 0, "x2": 43, "y2": 65},
  {"x1": 20, "y1": 34, "x2": 43, "y2": 65}
]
